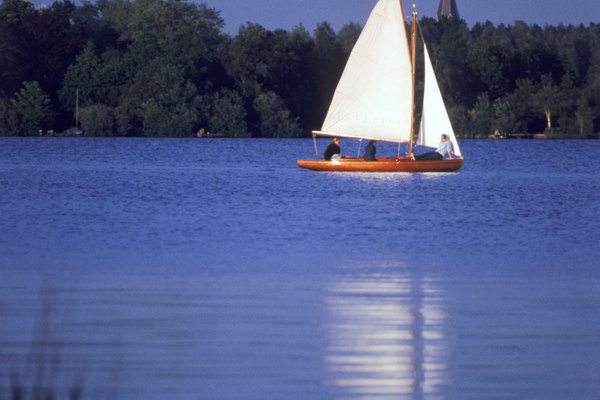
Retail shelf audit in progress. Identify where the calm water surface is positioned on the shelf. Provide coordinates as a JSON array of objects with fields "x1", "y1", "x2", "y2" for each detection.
[{"x1": 1, "y1": 137, "x2": 599, "y2": 399}]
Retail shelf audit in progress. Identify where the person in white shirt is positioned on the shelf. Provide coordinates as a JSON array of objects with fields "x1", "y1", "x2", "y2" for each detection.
[{"x1": 414, "y1": 134, "x2": 454, "y2": 160}]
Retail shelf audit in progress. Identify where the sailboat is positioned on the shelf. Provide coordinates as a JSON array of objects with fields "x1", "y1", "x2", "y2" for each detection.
[
  {"x1": 297, "y1": 0, "x2": 464, "y2": 172},
  {"x1": 67, "y1": 88, "x2": 84, "y2": 136}
]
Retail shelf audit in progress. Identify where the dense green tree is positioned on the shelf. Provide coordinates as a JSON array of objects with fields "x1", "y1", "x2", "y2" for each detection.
[
  {"x1": 575, "y1": 96, "x2": 594, "y2": 137},
  {"x1": 0, "y1": 22, "x2": 22, "y2": 96},
  {"x1": 555, "y1": 74, "x2": 580, "y2": 135},
  {"x1": 253, "y1": 91, "x2": 301, "y2": 137},
  {"x1": 208, "y1": 89, "x2": 247, "y2": 137},
  {"x1": 0, "y1": 97, "x2": 12, "y2": 134},
  {"x1": 79, "y1": 103, "x2": 114, "y2": 136},
  {"x1": 95, "y1": 50, "x2": 137, "y2": 106},
  {"x1": 507, "y1": 79, "x2": 543, "y2": 133},
  {"x1": 219, "y1": 22, "x2": 325, "y2": 136},
  {"x1": 312, "y1": 22, "x2": 346, "y2": 125},
  {"x1": 101, "y1": 0, "x2": 223, "y2": 73},
  {"x1": 337, "y1": 22, "x2": 361, "y2": 55},
  {"x1": 447, "y1": 105, "x2": 469, "y2": 137},
  {"x1": 124, "y1": 60, "x2": 201, "y2": 136},
  {"x1": 8, "y1": 81, "x2": 53, "y2": 135},
  {"x1": 112, "y1": 103, "x2": 135, "y2": 135},
  {"x1": 21, "y1": 3, "x2": 86, "y2": 100},
  {"x1": 223, "y1": 23, "x2": 270, "y2": 99},
  {"x1": 70, "y1": 1, "x2": 113, "y2": 49},
  {"x1": 551, "y1": 25, "x2": 592, "y2": 87},
  {"x1": 493, "y1": 97, "x2": 517, "y2": 135},
  {"x1": 589, "y1": 25, "x2": 600, "y2": 87},
  {"x1": 423, "y1": 17, "x2": 478, "y2": 107},
  {"x1": 589, "y1": 75, "x2": 600, "y2": 132},
  {"x1": 468, "y1": 22, "x2": 510, "y2": 99},
  {"x1": 535, "y1": 74, "x2": 561, "y2": 130},
  {"x1": 284, "y1": 25, "x2": 319, "y2": 130},
  {"x1": 59, "y1": 43, "x2": 103, "y2": 110},
  {"x1": 0, "y1": 0, "x2": 34, "y2": 24},
  {"x1": 469, "y1": 93, "x2": 494, "y2": 135},
  {"x1": 0, "y1": 0, "x2": 86, "y2": 129},
  {"x1": 61, "y1": 0, "x2": 225, "y2": 136},
  {"x1": 0, "y1": 0, "x2": 35, "y2": 95},
  {"x1": 260, "y1": 27, "x2": 314, "y2": 132},
  {"x1": 508, "y1": 22, "x2": 562, "y2": 83}
]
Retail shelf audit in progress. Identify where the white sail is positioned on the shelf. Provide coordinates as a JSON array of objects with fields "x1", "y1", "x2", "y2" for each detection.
[
  {"x1": 319, "y1": 0, "x2": 413, "y2": 143},
  {"x1": 417, "y1": 44, "x2": 462, "y2": 156}
]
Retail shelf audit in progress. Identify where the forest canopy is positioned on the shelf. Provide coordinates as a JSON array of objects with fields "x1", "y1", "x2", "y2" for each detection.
[{"x1": 1, "y1": 0, "x2": 599, "y2": 137}]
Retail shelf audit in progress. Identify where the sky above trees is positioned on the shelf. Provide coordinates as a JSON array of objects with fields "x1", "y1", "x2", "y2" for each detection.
[{"x1": 206, "y1": 0, "x2": 599, "y2": 34}]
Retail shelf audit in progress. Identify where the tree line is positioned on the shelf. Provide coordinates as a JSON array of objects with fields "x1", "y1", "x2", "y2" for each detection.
[{"x1": 0, "y1": 0, "x2": 599, "y2": 138}]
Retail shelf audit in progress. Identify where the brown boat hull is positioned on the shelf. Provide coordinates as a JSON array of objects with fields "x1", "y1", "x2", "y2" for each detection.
[{"x1": 297, "y1": 157, "x2": 464, "y2": 172}]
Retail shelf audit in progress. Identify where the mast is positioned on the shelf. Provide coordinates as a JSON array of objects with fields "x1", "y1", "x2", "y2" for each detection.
[
  {"x1": 408, "y1": 4, "x2": 418, "y2": 156},
  {"x1": 75, "y1": 87, "x2": 79, "y2": 128}
]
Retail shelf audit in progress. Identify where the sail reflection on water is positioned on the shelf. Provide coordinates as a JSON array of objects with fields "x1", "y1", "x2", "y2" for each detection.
[{"x1": 324, "y1": 272, "x2": 448, "y2": 399}]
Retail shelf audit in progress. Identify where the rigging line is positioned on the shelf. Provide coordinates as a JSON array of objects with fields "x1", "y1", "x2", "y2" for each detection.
[
  {"x1": 397, "y1": 142, "x2": 405, "y2": 157},
  {"x1": 311, "y1": 132, "x2": 319, "y2": 159}
]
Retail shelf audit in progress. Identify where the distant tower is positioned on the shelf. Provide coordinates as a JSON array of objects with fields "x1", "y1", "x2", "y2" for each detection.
[{"x1": 437, "y1": 0, "x2": 460, "y2": 20}]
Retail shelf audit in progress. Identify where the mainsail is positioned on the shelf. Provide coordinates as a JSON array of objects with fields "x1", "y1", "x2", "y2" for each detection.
[
  {"x1": 318, "y1": 0, "x2": 413, "y2": 142},
  {"x1": 417, "y1": 44, "x2": 462, "y2": 156}
]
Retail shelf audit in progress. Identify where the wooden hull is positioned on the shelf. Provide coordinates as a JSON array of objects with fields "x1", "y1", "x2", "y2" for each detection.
[{"x1": 297, "y1": 157, "x2": 464, "y2": 173}]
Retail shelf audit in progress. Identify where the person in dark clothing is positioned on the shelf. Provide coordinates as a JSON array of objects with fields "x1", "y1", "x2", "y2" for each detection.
[
  {"x1": 364, "y1": 140, "x2": 377, "y2": 161},
  {"x1": 324, "y1": 137, "x2": 341, "y2": 161}
]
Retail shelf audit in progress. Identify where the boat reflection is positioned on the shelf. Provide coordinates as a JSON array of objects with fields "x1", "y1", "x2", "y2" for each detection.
[
  {"x1": 324, "y1": 272, "x2": 448, "y2": 399},
  {"x1": 339, "y1": 172, "x2": 416, "y2": 182}
]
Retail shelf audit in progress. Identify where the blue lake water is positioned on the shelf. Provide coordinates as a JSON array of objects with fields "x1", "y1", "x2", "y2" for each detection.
[{"x1": 1, "y1": 137, "x2": 599, "y2": 399}]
